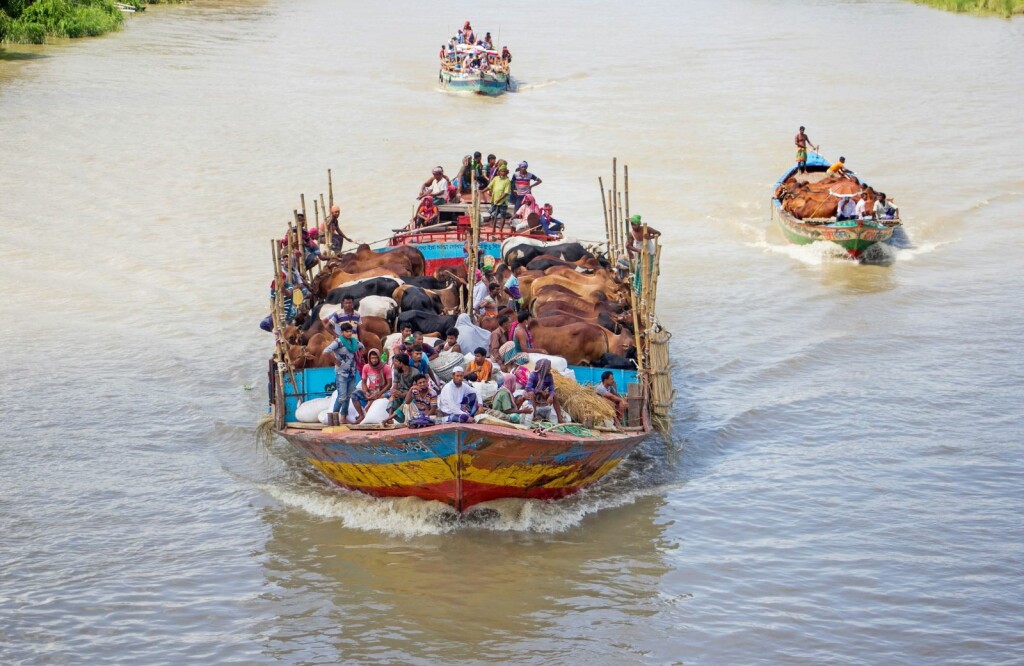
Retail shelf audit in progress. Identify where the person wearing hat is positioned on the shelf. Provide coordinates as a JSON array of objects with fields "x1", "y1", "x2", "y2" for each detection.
[
  {"x1": 626, "y1": 214, "x2": 661, "y2": 259},
  {"x1": 437, "y1": 367, "x2": 478, "y2": 423},
  {"x1": 510, "y1": 161, "x2": 541, "y2": 211},
  {"x1": 486, "y1": 163, "x2": 512, "y2": 229},
  {"x1": 421, "y1": 166, "x2": 452, "y2": 204},
  {"x1": 324, "y1": 204, "x2": 354, "y2": 254}
]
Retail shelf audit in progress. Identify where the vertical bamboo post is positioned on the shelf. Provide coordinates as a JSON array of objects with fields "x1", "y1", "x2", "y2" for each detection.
[
  {"x1": 327, "y1": 169, "x2": 334, "y2": 208},
  {"x1": 319, "y1": 194, "x2": 331, "y2": 257},
  {"x1": 599, "y1": 176, "x2": 610, "y2": 253},
  {"x1": 607, "y1": 189, "x2": 617, "y2": 259},
  {"x1": 611, "y1": 158, "x2": 618, "y2": 257},
  {"x1": 467, "y1": 168, "x2": 478, "y2": 317},
  {"x1": 624, "y1": 165, "x2": 630, "y2": 223}
]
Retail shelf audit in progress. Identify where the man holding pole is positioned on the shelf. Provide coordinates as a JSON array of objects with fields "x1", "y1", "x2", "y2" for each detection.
[{"x1": 324, "y1": 204, "x2": 354, "y2": 253}]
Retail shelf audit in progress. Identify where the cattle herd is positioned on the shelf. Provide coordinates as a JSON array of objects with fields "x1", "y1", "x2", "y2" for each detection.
[{"x1": 277, "y1": 236, "x2": 640, "y2": 370}]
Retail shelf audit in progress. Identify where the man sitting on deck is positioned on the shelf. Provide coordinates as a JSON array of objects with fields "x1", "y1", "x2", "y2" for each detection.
[
  {"x1": 836, "y1": 195, "x2": 858, "y2": 222},
  {"x1": 412, "y1": 196, "x2": 439, "y2": 229},
  {"x1": 421, "y1": 167, "x2": 452, "y2": 204},
  {"x1": 524, "y1": 359, "x2": 561, "y2": 423},
  {"x1": 403, "y1": 374, "x2": 438, "y2": 426},
  {"x1": 595, "y1": 370, "x2": 627, "y2": 421},
  {"x1": 874, "y1": 193, "x2": 898, "y2": 221},
  {"x1": 437, "y1": 367, "x2": 479, "y2": 423},
  {"x1": 489, "y1": 314, "x2": 511, "y2": 364},
  {"x1": 465, "y1": 347, "x2": 494, "y2": 383},
  {"x1": 383, "y1": 352, "x2": 415, "y2": 424}
]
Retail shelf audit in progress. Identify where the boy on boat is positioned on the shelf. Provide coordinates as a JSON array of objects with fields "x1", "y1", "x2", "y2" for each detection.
[
  {"x1": 324, "y1": 323, "x2": 363, "y2": 424},
  {"x1": 596, "y1": 371, "x2": 627, "y2": 421},
  {"x1": 486, "y1": 164, "x2": 512, "y2": 229},
  {"x1": 827, "y1": 156, "x2": 850, "y2": 177}
]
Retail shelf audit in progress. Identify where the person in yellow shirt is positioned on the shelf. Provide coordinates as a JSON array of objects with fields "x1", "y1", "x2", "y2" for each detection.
[
  {"x1": 465, "y1": 347, "x2": 494, "y2": 383},
  {"x1": 827, "y1": 156, "x2": 849, "y2": 177},
  {"x1": 485, "y1": 165, "x2": 512, "y2": 229}
]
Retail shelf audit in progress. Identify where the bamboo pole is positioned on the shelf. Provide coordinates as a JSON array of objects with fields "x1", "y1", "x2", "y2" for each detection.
[
  {"x1": 320, "y1": 194, "x2": 330, "y2": 257},
  {"x1": 618, "y1": 164, "x2": 626, "y2": 221},
  {"x1": 327, "y1": 169, "x2": 334, "y2": 208},
  {"x1": 598, "y1": 176, "x2": 610, "y2": 253},
  {"x1": 611, "y1": 158, "x2": 618, "y2": 257},
  {"x1": 607, "y1": 189, "x2": 617, "y2": 259}
]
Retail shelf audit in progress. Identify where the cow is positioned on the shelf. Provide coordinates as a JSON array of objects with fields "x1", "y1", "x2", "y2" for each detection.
[
  {"x1": 402, "y1": 275, "x2": 452, "y2": 290},
  {"x1": 592, "y1": 352, "x2": 636, "y2": 370},
  {"x1": 324, "y1": 277, "x2": 403, "y2": 305},
  {"x1": 526, "y1": 273, "x2": 626, "y2": 305},
  {"x1": 396, "y1": 310, "x2": 460, "y2": 338},
  {"x1": 315, "y1": 264, "x2": 400, "y2": 297},
  {"x1": 529, "y1": 321, "x2": 634, "y2": 365},
  {"x1": 360, "y1": 315, "x2": 392, "y2": 342},
  {"x1": 525, "y1": 254, "x2": 603, "y2": 273},
  {"x1": 534, "y1": 307, "x2": 629, "y2": 335},
  {"x1": 502, "y1": 238, "x2": 593, "y2": 268},
  {"x1": 357, "y1": 295, "x2": 398, "y2": 326},
  {"x1": 532, "y1": 287, "x2": 626, "y2": 315},
  {"x1": 394, "y1": 284, "x2": 442, "y2": 313},
  {"x1": 336, "y1": 244, "x2": 426, "y2": 276},
  {"x1": 434, "y1": 263, "x2": 467, "y2": 284}
]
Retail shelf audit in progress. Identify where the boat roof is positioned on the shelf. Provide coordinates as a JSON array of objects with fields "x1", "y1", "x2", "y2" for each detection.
[{"x1": 773, "y1": 150, "x2": 831, "y2": 191}]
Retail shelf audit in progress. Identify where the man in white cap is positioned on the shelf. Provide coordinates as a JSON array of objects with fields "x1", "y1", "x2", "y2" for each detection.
[
  {"x1": 510, "y1": 161, "x2": 541, "y2": 211},
  {"x1": 437, "y1": 367, "x2": 478, "y2": 423},
  {"x1": 421, "y1": 166, "x2": 452, "y2": 204}
]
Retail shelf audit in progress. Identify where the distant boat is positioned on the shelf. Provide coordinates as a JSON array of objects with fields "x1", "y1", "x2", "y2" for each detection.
[
  {"x1": 439, "y1": 43, "x2": 512, "y2": 96},
  {"x1": 771, "y1": 151, "x2": 901, "y2": 260}
]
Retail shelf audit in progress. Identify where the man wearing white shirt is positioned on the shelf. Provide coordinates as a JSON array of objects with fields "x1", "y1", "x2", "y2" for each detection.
[
  {"x1": 836, "y1": 196, "x2": 858, "y2": 222},
  {"x1": 437, "y1": 368, "x2": 478, "y2": 423}
]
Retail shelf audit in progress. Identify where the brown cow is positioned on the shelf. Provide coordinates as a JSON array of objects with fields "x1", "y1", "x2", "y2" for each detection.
[
  {"x1": 336, "y1": 244, "x2": 416, "y2": 276},
  {"x1": 778, "y1": 175, "x2": 863, "y2": 220},
  {"x1": 360, "y1": 315, "x2": 392, "y2": 342},
  {"x1": 529, "y1": 321, "x2": 634, "y2": 365}
]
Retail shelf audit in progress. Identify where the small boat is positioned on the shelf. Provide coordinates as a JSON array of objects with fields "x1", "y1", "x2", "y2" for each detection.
[
  {"x1": 265, "y1": 165, "x2": 673, "y2": 513},
  {"x1": 771, "y1": 151, "x2": 901, "y2": 260},
  {"x1": 439, "y1": 42, "x2": 512, "y2": 96}
]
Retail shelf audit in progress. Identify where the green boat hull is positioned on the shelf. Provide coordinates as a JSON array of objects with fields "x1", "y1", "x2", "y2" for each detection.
[{"x1": 772, "y1": 201, "x2": 894, "y2": 260}]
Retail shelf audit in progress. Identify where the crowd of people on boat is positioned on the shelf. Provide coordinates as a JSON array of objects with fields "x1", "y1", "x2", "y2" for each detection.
[
  {"x1": 413, "y1": 155, "x2": 564, "y2": 235},
  {"x1": 439, "y1": 21, "x2": 511, "y2": 75}
]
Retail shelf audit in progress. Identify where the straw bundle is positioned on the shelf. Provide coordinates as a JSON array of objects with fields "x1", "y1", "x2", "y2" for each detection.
[{"x1": 552, "y1": 372, "x2": 615, "y2": 423}]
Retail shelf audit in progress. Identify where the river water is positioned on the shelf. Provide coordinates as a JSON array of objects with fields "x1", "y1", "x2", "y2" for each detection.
[{"x1": 2, "y1": 0, "x2": 1023, "y2": 663}]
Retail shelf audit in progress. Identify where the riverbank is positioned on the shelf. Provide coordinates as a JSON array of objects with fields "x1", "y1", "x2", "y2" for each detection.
[
  {"x1": 912, "y1": 0, "x2": 1024, "y2": 16},
  {"x1": 0, "y1": 0, "x2": 181, "y2": 44}
]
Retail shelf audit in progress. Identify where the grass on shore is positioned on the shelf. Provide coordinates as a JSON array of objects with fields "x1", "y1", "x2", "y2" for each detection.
[
  {"x1": 0, "y1": 0, "x2": 183, "y2": 44},
  {"x1": 912, "y1": 0, "x2": 1024, "y2": 17}
]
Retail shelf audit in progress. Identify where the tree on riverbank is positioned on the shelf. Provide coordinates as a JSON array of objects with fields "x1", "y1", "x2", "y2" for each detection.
[
  {"x1": 913, "y1": 0, "x2": 1024, "y2": 16},
  {"x1": 0, "y1": 0, "x2": 180, "y2": 44}
]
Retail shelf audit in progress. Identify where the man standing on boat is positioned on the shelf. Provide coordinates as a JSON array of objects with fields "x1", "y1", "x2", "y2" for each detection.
[
  {"x1": 324, "y1": 204, "x2": 354, "y2": 254},
  {"x1": 510, "y1": 162, "x2": 541, "y2": 211},
  {"x1": 326, "y1": 295, "x2": 360, "y2": 336},
  {"x1": 486, "y1": 164, "x2": 512, "y2": 228},
  {"x1": 324, "y1": 323, "x2": 363, "y2": 424},
  {"x1": 794, "y1": 126, "x2": 818, "y2": 174}
]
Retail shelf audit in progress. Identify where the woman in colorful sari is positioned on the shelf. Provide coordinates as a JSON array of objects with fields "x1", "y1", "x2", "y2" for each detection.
[{"x1": 412, "y1": 196, "x2": 438, "y2": 229}]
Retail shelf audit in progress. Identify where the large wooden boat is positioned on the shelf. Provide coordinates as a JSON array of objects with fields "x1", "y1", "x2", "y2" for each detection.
[
  {"x1": 771, "y1": 152, "x2": 900, "y2": 260},
  {"x1": 266, "y1": 163, "x2": 672, "y2": 513}
]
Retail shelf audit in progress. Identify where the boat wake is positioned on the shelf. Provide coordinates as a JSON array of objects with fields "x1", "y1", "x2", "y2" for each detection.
[
  {"x1": 742, "y1": 219, "x2": 949, "y2": 266},
  {"x1": 255, "y1": 438, "x2": 678, "y2": 537}
]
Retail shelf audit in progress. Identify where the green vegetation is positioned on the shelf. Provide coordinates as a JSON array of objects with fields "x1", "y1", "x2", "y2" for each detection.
[
  {"x1": 0, "y1": 0, "x2": 184, "y2": 44},
  {"x1": 911, "y1": 0, "x2": 1024, "y2": 17}
]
